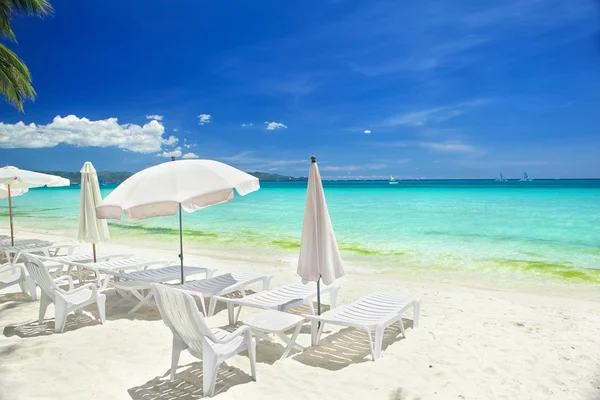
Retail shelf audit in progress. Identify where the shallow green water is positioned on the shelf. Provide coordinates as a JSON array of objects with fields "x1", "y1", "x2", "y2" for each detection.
[{"x1": 2, "y1": 179, "x2": 599, "y2": 282}]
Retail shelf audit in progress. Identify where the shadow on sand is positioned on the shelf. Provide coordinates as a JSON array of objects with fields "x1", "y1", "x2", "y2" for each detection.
[
  {"x1": 128, "y1": 361, "x2": 253, "y2": 400},
  {"x1": 293, "y1": 319, "x2": 413, "y2": 371}
]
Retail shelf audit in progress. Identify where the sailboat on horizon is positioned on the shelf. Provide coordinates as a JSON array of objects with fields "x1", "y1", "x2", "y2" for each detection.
[
  {"x1": 495, "y1": 173, "x2": 507, "y2": 182},
  {"x1": 388, "y1": 175, "x2": 398, "y2": 185},
  {"x1": 520, "y1": 172, "x2": 533, "y2": 182}
]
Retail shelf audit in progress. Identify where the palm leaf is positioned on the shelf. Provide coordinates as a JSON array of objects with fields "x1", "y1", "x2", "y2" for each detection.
[
  {"x1": 0, "y1": 0, "x2": 53, "y2": 42},
  {"x1": 0, "y1": 43, "x2": 35, "y2": 111}
]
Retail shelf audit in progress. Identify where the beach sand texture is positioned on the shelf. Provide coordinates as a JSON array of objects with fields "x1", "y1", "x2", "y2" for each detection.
[{"x1": 1, "y1": 229, "x2": 600, "y2": 400}]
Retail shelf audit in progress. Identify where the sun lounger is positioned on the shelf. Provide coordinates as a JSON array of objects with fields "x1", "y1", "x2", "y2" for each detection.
[
  {"x1": 178, "y1": 272, "x2": 273, "y2": 316},
  {"x1": 213, "y1": 281, "x2": 340, "y2": 325},
  {"x1": 39, "y1": 251, "x2": 131, "y2": 282},
  {"x1": 151, "y1": 283, "x2": 256, "y2": 397},
  {"x1": 113, "y1": 265, "x2": 217, "y2": 314},
  {"x1": 302, "y1": 292, "x2": 420, "y2": 361},
  {"x1": 60, "y1": 256, "x2": 168, "y2": 289},
  {"x1": 0, "y1": 241, "x2": 78, "y2": 264}
]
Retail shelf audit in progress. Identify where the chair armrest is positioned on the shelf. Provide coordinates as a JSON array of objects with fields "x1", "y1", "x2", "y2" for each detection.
[
  {"x1": 53, "y1": 275, "x2": 74, "y2": 291},
  {"x1": 216, "y1": 325, "x2": 251, "y2": 344},
  {"x1": 0, "y1": 263, "x2": 23, "y2": 275},
  {"x1": 56, "y1": 282, "x2": 98, "y2": 297}
]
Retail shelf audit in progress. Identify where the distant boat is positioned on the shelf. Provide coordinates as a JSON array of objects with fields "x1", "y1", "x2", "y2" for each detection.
[
  {"x1": 99, "y1": 177, "x2": 106, "y2": 186},
  {"x1": 495, "y1": 173, "x2": 507, "y2": 182},
  {"x1": 389, "y1": 175, "x2": 398, "y2": 185},
  {"x1": 520, "y1": 172, "x2": 533, "y2": 182}
]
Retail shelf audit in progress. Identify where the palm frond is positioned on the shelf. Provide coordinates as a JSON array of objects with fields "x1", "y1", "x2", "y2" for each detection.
[
  {"x1": 0, "y1": 43, "x2": 35, "y2": 111},
  {"x1": 0, "y1": 0, "x2": 53, "y2": 41}
]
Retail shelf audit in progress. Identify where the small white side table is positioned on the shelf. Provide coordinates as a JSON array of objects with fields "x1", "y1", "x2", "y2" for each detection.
[{"x1": 245, "y1": 310, "x2": 306, "y2": 360}]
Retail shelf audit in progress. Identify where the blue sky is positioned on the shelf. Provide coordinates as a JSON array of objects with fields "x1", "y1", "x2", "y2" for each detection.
[{"x1": 0, "y1": 0, "x2": 599, "y2": 178}]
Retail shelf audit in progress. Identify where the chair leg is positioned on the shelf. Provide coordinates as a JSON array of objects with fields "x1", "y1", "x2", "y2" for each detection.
[
  {"x1": 227, "y1": 303, "x2": 237, "y2": 325},
  {"x1": 54, "y1": 298, "x2": 68, "y2": 333},
  {"x1": 170, "y1": 336, "x2": 184, "y2": 381},
  {"x1": 373, "y1": 327, "x2": 384, "y2": 361},
  {"x1": 25, "y1": 276, "x2": 37, "y2": 301},
  {"x1": 330, "y1": 287, "x2": 339, "y2": 309},
  {"x1": 366, "y1": 329, "x2": 375, "y2": 361},
  {"x1": 248, "y1": 336, "x2": 257, "y2": 380},
  {"x1": 97, "y1": 294, "x2": 106, "y2": 324},
  {"x1": 208, "y1": 297, "x2": 217, "y2": 317},
  {"x1": 38, "y1": 292, "x2": 51, "y2": 324},
  {"x1": 413, "y1": 300, "x2": 420, "y2": 329},
  {"x1": 203, "y1": 350, "x2": 219, "y2": 397}
]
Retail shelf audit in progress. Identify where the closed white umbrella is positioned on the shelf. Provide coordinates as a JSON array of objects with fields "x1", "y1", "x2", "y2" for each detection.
[
  {"x1": 297, "y1": 156, "x2": 344, "y2": 316},
  {"x1": 0, "y1": 166, "x2": 70, "y2": 245},
  {"x1": 79, "y1": 162, "x2": 110, "y2": 262},
  {"x1": 96, "y1": 158, "x2": 260, "y2": 283}
]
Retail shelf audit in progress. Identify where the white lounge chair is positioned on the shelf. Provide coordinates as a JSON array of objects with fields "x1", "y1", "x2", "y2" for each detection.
[
  {"x1": 0, "y1": 262, "x2": 37, "y2": 300},
  {"x1": 213, "y1": 281, "x2": 340, "y2": 325},
  {"x1": 39, "y1": 251, "x2": 131, "y2": 282},
  {"x1": 0, "y1": 241, "x2": 78, "y2": 264},
  {"x1": 59, "y1": 256, "x2": 168, "y2": 289},
  {"x1": 151, "y1": 283, "x2": 256, "y2": 397},
  {"x1": 179, "y1": 272, "x2": 272, "y2": 317},
  {"x1": 113, "y1": 265, "x2": 217, "y2": 314},
  {"x1": 303, "y1": 292, "x2": 419, "y2": 361},
  {"x1": 23, "y1": 255, "x2": 106, "y2": 333}
]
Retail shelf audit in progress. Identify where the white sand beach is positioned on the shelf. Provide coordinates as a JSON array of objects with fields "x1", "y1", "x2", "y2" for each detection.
[{"x1": 1, "y1": 228, "x2": 600, "y2": 400}]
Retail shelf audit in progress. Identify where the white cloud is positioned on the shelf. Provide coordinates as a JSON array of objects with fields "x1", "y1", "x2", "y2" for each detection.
[
  {"x1": 0, "y1": 115, "x2": 176, "y2": 153},
  {"x1": 383, "y1": 99, "x2": 491, "y2": 127},
  {"x1": 158, "y1": 147, "x2": 182, "y2": 158},
  {"x1": 173, "y1": 128, "x2": 179, "y2": 132},
  {"x1": 146, "y1": 114, "x2": 163, "y2": 121},
  {"x1": 241, "y1": 123, "x2": 254, "y2": 127},
  {"x1": 182, "y1": 152, "x2": 199, "y2": 159},
  {"x1": 265, "y1": 121, "x2": 288, "y2": 131},
  {"x1": 198, "y1": 114, "x2": 211, "y2": 125},
  {"x1": 364, "y1": 129, "x2": 372, "y2": 134}
]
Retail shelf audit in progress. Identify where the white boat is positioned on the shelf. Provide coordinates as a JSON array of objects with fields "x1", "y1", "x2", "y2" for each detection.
[
  {"x1": 520, "y1": 172, "x2": 533, "y2": 182},
  {"x1": 495, "y1": 173, "x2": 507, "y2": 182},
  {"x1": 388, "y1": 175, "x2": 398, "y2": 185}
]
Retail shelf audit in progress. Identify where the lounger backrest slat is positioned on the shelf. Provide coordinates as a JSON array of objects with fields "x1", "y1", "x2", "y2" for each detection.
[
  {"x1": 23, "y1": 255, "x2": 57, "y2": 301},
  {"x1": 152, "y1": 284, "x2": 219, "y2": 358}
]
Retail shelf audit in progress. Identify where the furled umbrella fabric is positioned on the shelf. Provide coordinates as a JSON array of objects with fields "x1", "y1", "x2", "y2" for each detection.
[
  {"x1": 297, "y1": 156, "x2": 344, "y2": 315},
  {"x1": 0, "y1": 166, "x2": 70, "y2": 245},
  {"x1": 96, "y1": 159, "x2": 260, "y2": 283},
  {"x1": 79, "y1": 162, "x2": 110, "y2": 262}
]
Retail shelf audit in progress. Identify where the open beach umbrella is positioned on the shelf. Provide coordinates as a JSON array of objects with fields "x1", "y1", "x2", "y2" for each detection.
[
  {"x1": 0, "y1": 166, "x2": 70, "y2": 246},
  {"x1": 96, "y1": 158, "x2": 260, "y2": 284},
  {"x1": 0, "y1": 185, "x2": 27, "y2": 199},
  {"x1": 297, "y1": 156, "x2": 344, "y2": 317},
  {"x1": 79, "y1": 162, "x2": 110, "y2": 262}
]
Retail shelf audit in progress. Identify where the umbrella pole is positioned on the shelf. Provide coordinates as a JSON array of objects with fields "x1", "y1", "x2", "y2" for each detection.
[
  {"x1": 8, "y1": 184, "x2": 14, "y2": 246},
  {"x1": 178, "y1": 203, "x2": 184, "y2": 285},
  {"x1": 92, "y1": 244, "x2": 97, "y2": 263}
]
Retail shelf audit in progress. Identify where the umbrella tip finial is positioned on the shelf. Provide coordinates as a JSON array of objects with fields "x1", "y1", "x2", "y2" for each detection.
[
  {"x1": 311, "y1": 155, "x2": 316, "y2": 163},
  {"x1": 171, "y1": 156, "x2": 176, "y2": 162}
]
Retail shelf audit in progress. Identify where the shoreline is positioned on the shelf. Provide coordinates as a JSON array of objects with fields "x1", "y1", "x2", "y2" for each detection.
[{"x1": 5, "y1": 226, "x2": 600, "y2": 299}]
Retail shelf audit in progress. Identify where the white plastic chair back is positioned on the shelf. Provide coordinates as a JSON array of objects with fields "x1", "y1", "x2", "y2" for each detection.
[
  {"x1": 23, "y1": 254, "x2": 57, "y2": 302},
  {"x1": 152, "y1": 284, "x2": 220, "y2": 358}
]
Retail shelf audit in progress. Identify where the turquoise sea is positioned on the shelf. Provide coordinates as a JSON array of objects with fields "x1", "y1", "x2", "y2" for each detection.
[{"x1": 2, "y1": 179, "x2": 600, "y2": 283}]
